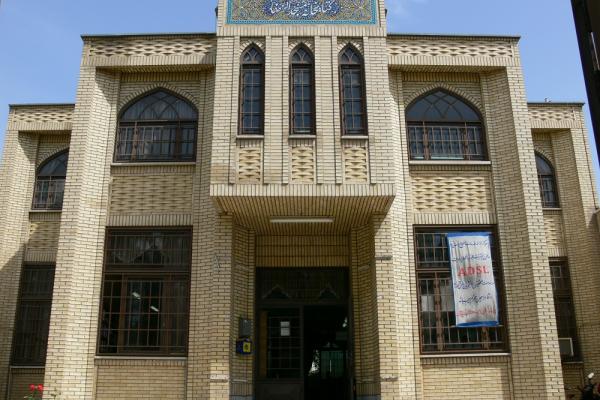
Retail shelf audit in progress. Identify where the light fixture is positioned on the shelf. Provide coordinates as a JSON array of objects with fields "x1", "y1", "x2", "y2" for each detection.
[{"x1": 270, "y1": 216, "x2": 334, "y2": 224}]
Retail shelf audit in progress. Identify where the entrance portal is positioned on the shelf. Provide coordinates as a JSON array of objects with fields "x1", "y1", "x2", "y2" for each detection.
[{"x1": 255, "y1": 268, "x2": 352, "y2": 400}]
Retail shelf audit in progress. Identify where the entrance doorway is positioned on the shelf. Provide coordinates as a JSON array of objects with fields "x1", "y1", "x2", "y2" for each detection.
[{"x1": 255, "y1": 268, "x2": 352, "y2": 400}]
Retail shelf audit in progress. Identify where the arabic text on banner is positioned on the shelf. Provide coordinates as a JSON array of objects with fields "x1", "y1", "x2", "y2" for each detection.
[{"x1": 447, "y1": 232, "x2": 499, "y2": 328}]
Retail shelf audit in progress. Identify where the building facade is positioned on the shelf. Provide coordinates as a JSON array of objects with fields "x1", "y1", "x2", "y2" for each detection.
[{"x1": 1, "y1": 0, "x2": 599, "y2": 399}]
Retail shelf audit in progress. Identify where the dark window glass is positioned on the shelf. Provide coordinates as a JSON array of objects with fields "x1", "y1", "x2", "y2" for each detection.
[
  {"x1": 550, "y1": 261, "x2": 580, "y2": 361},
  {"x1": 406, "y1": 90, "x2": 487, "y2": 161},
  {"x1": 116, "y1": 90, "x2": 198, "y2": 162},
  {"x1": 535, "y1": 153, "x2": 560, "y2": 208},
  {"x1": 12, "y1": 265, "x2": 55, "y2": 366},
  {"x1": 240, "y1": 45, "x2": 265, "y2": 135},
  {"x1": 33, "y1": 151, "x2": 68, "y2": 210},
  {"x1": 290, "y1": 46, "x2": 315, "y2": 135},
  {"x1": 99, "y1": 230, "x2": 191, "y2": 356},
  {"x1": 415, "y1": 229, "x2": 507, "y2": 353},
  {"x1": 339, "y1": 46, "x2": 366, "y2": 135}
]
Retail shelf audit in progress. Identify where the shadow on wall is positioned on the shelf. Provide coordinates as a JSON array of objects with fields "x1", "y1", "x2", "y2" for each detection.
[{"x1": 0, "y1": 244, "x2": 46, "y2": 400}]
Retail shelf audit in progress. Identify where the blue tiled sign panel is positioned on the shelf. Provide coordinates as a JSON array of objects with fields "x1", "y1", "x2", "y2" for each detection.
[{"x1": 227, "y1": 0, "x2": 378, "y2": 25}]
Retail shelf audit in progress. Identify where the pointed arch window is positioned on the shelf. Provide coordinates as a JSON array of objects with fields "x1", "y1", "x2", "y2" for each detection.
[
  {"x1": 339, "y1": 46, "x2": 367, "y2": 136},
  {"x1": 240, "y1": 45, "x2": 265, "y2": 135},
  {"x1": 33, "y1": 150, "x2": 68, "y2": 210},
  {"x1": 116, "y1": 90, "x2": 198, "y2": 162},
  {"x1": 535, "y1": 152, "x2": 560, "y2": 208},
  {"x1": 290, "y1": 45, "x2": 315, "y2": 135},
  {"x1": 406, "y1": 90, "x2": 487, "y2": 160}
]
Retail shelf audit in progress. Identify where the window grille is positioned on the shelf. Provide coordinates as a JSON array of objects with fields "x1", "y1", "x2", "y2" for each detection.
[
  {"x1": 550, "y1": 260, "x2": 580, "y2": 361},
  {"x1": 116, "y1": 90, "x2": 197, "y2": 162},
  {"x1": 98, "y1": 229, "x2": 191, "y2": 356},
  {"x1": 406, "y1": 90, "x2": 487, "y2": 161},
  {"x1": 339, "y1": 46, "x2": 367, "y2": 136},
  {"x1": 415, "y1": 229, "x2": 507, "y2": 353},
  {"x1": 32, "y1": 151, "x2": 68, "y2": 210},
  {"x1": 12, "y1": 265, "x2": 55, "y2": 366},
  {"x1": 535, "y1": 152, "x2": 560, "y2": 208},
  {"x1": 290, "y1": 45, "x2": 315, "y2": 135},
  {"x1": 240, "y1": 45, "x2": 265, "y2": 135}
]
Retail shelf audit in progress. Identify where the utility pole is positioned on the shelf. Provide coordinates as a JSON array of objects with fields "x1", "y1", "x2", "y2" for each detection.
[{"x1": 571, "y1": 0, "x2": 600, "y2": 159}]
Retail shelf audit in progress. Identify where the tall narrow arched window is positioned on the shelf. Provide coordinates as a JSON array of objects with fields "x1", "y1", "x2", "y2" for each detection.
[
  {"x1": 339, "y1": 46, "x2": 367, "y2": 136},
  {"x1": 406, "y1": 90, "x2": 487, "y2": 161},
  {"x1": 290, "y1": 45, "x2": 315, "y2": 135},
  {"x1": 240, "y1": 45, "x2": 265, "y2": 135},
  {"x1": 33, "y1": 150, "x2": 68, "y2": 210},
  {"x1": 116, "y1": 90, "x2": 198, "y2": 162},
  {"x1": 536, "y1": 152, "x2": 560, "y2": 208}
]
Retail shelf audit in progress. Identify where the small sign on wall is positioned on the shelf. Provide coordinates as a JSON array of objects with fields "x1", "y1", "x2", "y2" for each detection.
[
  {"x1": 236, "y1": 338, "x2": 253, "y2": 355},
  {"x1": 280, "y1": 321, "x2": 291, "y2": 337}
]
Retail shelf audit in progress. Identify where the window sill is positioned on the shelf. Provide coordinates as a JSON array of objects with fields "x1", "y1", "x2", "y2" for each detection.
[
  {"x1": 289, "y1": 134, "x2": 316, "y2": 140},
  {"x1": 111, "y1": 162, "x2": 196, "y2": 167},
  {"x1": 409, "y1": 160, "x2": 491, "y2": 166},
  {"x1": 420, "y1": 353, "x2": 511, "y2": 366},
  {"x1": 29, "y1": 209, "x2": 62, "y2": 213},
  {"x1": 542, "y1": 207, "x2": 562, "y2": 212},
  {"x1": 236, "y1": 135, "x2": 264, "y2": 140},
  {"x1": 9, "y1": 365, "x2": 45, "y2": 369},
  {"x1": 420, "y1": 352, "x2": 510, "y2": 359},
  {"x1": 341, "y1": 135, "x2": 369, "y2": 140},
  {"x1": 94, "y1": 355, "x2": 187, "y2": 361}
]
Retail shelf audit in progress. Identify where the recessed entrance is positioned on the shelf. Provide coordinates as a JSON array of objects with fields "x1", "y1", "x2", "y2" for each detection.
[{"x1": 255, "y1": 268, "x2": 352, "y2": 400}]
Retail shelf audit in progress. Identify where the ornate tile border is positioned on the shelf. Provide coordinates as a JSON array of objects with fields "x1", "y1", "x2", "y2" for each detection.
[{"x1": 227, "y1": 0, "x2": 378, "y2": 25}]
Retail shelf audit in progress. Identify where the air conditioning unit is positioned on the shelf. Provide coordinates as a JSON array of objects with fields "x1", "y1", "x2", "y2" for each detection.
[{"x1": 559, "y1": 337, "x2": 574, "y2": 357}]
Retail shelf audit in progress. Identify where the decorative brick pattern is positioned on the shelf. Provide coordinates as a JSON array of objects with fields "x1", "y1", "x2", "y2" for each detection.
[
  {"x1": 10, "y1": 106, "x2": 73, "y2": 125},
  {"x1": 411, "y1": 172, "x2": 494, "y2": 213},
  {"x1": 109, "y1": 174, "x2": 194, "y2": 215},
  {"x1": 88, "y1": 36, "x2": 216, "y2": 59},
  {"x1": 388, "y1": 36, "x2": 514, "y2": 59},
  {"x1": 543, "y1": 210, "x2": 566, "y2": 257},
  {"x1": 237, "y1": 140, "x2": 262, "y2": 183},
  {"x1": 342, "y1": 141, "x2": 369, "y2": 183},
  {"x1": 0, "y1": 8, "x2": 598, "y2": 400},
  {"x1": 27, "y1": 221, "x2": 60, "y2": 255},
  {"x1": 256, "y1": 235, "x2": 349, "y2": 268},
  {"x1": 290, "y1": 140, "x2": 315, "y2": 183}
]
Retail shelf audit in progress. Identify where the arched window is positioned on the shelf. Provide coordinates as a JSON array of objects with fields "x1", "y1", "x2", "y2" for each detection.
[
  {"x1": 290, "y1": 45, "x2": 315, "y2": 135},
  {"x1": 116, "y1": 90, "x2": 198, "y2": 162},
  {"x1": 339, "y1": 46, "x2": 367, "y2": 136},
  {"x1": 240, "y1": 45, "x2": 265, "y2": 135},
  {"x1": 536, "y1": 152, "x2": 559, "y2": 208},
  {"x1": 406, "y1": 90, "x2": 487, "y2": 161},
  {"x1": 33, "y1": 150, "x2": 68, "y2": 210}
]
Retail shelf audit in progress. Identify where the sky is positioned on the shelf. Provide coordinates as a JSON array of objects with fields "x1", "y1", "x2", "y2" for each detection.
[{"x1": 0, "y1": 0, "x2": 598, "y2": 191}]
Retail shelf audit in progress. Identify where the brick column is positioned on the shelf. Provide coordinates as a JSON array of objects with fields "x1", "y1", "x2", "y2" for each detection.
[
  {"x1": 552, "y1": 125, "x2": 600, "y2": 375},
  {"x1": 43, "y1": 68, "x2": 119, "y2": 399},
  {"x1": 209, "y1": 215, "x2": 233, "y2": 399},
  {"x1": 482, "y1": 67, "x2": 564, "y2": 399},
  {"x1": 0, "y1": 120, "x2": 38, "y2": 398},
  {"x1": 372, "y1": 211, "x2": 420, "y2": 400}
]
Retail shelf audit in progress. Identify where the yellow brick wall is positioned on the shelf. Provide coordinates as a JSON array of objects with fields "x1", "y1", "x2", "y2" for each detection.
[
  {"x1": 95, "y1": 360, "x2": 186, "y2": 400},
  {"x1": 8, "y1": 368, "x2": 45, "y2": 400},
  {"x1": 1, "y1": 18, "x2": 598, "y2": 400},
  {"x1": 421, "y1": 357, "x2": 512, "y2": 400}
]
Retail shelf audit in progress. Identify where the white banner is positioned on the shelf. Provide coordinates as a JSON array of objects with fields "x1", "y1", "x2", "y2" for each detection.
[{"x1": 447, "y1": 232, "x2": 499, "y2": 328}]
